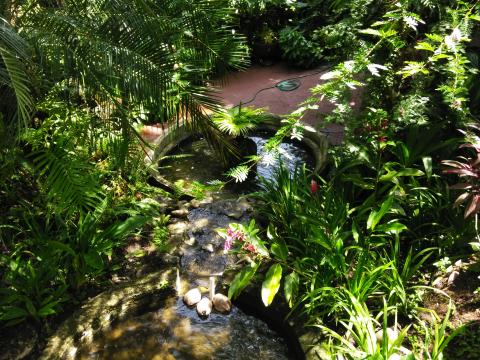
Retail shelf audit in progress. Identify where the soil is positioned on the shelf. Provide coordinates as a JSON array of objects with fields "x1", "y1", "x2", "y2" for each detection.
[{"x1": 422, "y1": 255, "x2": 480, "y2": 359}]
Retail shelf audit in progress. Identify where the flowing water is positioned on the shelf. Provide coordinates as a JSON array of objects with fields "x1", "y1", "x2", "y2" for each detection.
[
  {"x1": 69, "y1": 134, "x2": 310, "y2": 359},
  {"x1": 161, "y1": 133, "x2": 314, "y2": 194},
  {"x1": 73, "y1": 199, "x2": 297, "y2": 360},
  {"x1": 76, "y1": 296, "x2": 290, "y2": 360}
]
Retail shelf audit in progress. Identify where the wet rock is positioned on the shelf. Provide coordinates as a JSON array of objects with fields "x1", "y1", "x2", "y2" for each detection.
[
  {"x1": 445, "y1": 265, "x2": 454, "y2": 275},
  {"x1": 171, "y1": 208, "x2": 189, "y2": 218},
  {"x1": 455, "y1": 259, "x2": 463, "y2": 267},
  {"x1": 180, "y1": 249, "x2": 228, "y2": 276},
  {"x1": 448, "y1": 270, "x2": 460, "y2": 286},
  {"x1": 185, "y1": 236, "x2": 196, "y2": 246},
  {"x1": 155, "y1": 195, "x2": 176, "y2": 212},
  {"x1": 213, "y1": 293, "x2": 232, "y2": 313},
  {"x1": 196, "y1": 297, "x2": 213, "y2": 317},
  {"x1": 375, "y1": 327, "x2": 398, "y2": 343},
  {"x1": 432, "y1": 277, "x2": 444, "y2": 289},
  {"x1": 190, "y1": 197, "x2": 214, "y2": 209},
  {"x1": 201, "y1": 243, "x2": 214, "y2": 253},
  {"x1": 167, "y1": 222, "x2": 188, "y2": 235},
  {"x1": 183, "y1": 288, "x2": 202, "y2": 306},
  {"x1": 177, "y1": 200, "x2": 188, "y2": 208}
]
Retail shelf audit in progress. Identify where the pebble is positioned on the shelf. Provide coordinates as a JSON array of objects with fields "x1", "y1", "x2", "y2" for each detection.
[
  {"x1": 213, "y1": 293, "x2": 232, "y2": 313},
  {"x1": 196, "y1": 297, "x2": 213, "y2": 317},
  {"x1": 447, "y1": 270, "x2": 460, "y2": 286},
  {"x1": 432, "y1": 277, "x2": 444, "y2": 289},
  {"x1": 375, "y1": 327, "x2": 398, "y2": 343},
  {"x1": 171, "y1": 208, "x2": 189, "y2": 218},
  {"x1": 202, "y1": 243, "x2": 214, "y2": 253},
  {"x1": 183, "y1": 288, "x2": 202, "y2": 306},
  {"x1": 185, "y1": 236, "x2": 196, "y2": 246}
]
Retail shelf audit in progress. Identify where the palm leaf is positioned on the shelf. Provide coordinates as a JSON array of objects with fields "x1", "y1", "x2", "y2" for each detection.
[{"x1": 0, "y1": 16, "x2": 33, "y2": 133}]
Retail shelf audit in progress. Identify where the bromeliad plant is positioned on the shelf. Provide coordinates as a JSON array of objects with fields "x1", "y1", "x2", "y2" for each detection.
[{"x1": 443, "y1": 124, "x2": 480, "y2": 219}]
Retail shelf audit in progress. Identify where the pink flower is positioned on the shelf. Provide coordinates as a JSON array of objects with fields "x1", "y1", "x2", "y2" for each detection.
[
  {"x1": 311, "y1": 180, "x2": 318, "y2": 194},
  {"x1": 224, "y1": 238, "x2": 233, "y2": 251},
  {"x1": 223, "y1": 227, "x2": 246, "y2": 252},
  {"x1": 243, "y1": 243, "x2": 256, "y2": 253}
]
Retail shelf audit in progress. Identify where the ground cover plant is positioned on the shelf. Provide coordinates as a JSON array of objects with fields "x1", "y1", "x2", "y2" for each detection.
[{"x1": 221, "y1": 0, "x2": 480, "y2": 358}]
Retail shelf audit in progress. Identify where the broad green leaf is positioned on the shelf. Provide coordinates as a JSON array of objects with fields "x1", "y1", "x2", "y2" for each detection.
[
  {"x1": 359, "y1": 28, "x2": 381, "y2": 37},
  {"x1": 379, "y1": 170, "x2": 399, "y2": 182},
  {"x1": 0, "y1": 306, "x2": 29, "y2": 321},
  {"x1": 284, "y1": 272, "x2": 299, "y2": 308},
  {"x1": 25, "y1": 299, "x2": 36, "y2": 316},
  {"x1": 422, "y1": 157, "x2": 432, "y2": 178},
  {"x1": 228, "y1": 262, "x2": 259, "y2": 300},
  {"x1": 249, "y1": 235, "x2": 269, "y2": 257},
  {"x1": 426, "y1": 33, "x2": 443, "y2": 43},
  {"x1": 397, "y1": 168, "x2": 424, "y2": 177},
  {"x1": 470, "y1": 242, "x2": 480, "y2": 252},
  {"x1": 38, "y1": 303, "x2": 59, "y2": 317},
  {"x1": 352, "y1": 221, "x2": 360, "y2": 243},
  {"x1": 367, "y1": 196, "x2": 393, "y2": 231},
  {"x1": 270, "y1": 236, "x2": 288, "y2": 261},
  {"x1": 261, "y1": 264, "x2": 283, "y2": 306},
  {"x1": 398, "y1": 61, "x2": 429, "y2": 78},
  {"x1": 415, "y1": 42, "x2": 435, "y2": 52},
  {"x1": 47, "y1": 240, "x2": 76, "y2": 256},
  {"x1": 379, "y1": 29, "x2": 397, "y2": 38},
  {"x1": 375, "y1": 222, "x2": 408, "y2": 234}
]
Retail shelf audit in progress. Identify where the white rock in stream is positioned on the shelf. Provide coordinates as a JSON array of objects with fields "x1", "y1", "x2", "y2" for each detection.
[
  {"x1": 183, "y1": 288, "x2": 202, "y2": 306},
  {"x1": 196, "y1": 297, "x2": 213, "y2": 317},
  {"x1": 213, "y1": 293, "x2": 232, "y2": 313}
]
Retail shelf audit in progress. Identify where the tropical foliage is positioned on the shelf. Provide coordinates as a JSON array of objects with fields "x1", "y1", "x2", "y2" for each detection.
[
  {"x1": 219, "y1": 0, "x2": 480, "y2": 358},
  {"x1": 2, "y1": 0, "x2": 480, "y2": 359},
  {"x1": 0, "y1": 0, "x2": 247, "y2": 325}
]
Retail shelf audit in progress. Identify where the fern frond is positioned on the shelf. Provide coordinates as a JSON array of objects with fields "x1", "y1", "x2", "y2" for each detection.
[
  {"x1": 226, "y1": 164, "x2": 250, "y2": 183},
  {"x1": 33, "y1": 146, "x2": 104, "y2": 215}
]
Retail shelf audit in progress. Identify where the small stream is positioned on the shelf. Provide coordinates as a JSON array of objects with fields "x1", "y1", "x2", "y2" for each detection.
[
  {"x1": 47, "y1": 135, "x2": 311, "y2": 360},
  {"x1": 76, "y1": 296, "x2": 290, "y2": 360},
  {"x1": 74, "y1": 199, "x2": 296, "y2": 360},
  {"x1": 161, "y1": 132, "x2": 314, "y2": 194}
]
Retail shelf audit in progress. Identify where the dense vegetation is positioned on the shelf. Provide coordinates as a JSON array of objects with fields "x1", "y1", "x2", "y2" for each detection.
[
  {"x1": 223, "y1": 0, "x2": 480, "y2": 358},
  {"x1": 0, "y1": 0, "x2": 247, "y2": 326},
  {"x1": 1, "y1": 0, "x2": 480, "y2": 359}
]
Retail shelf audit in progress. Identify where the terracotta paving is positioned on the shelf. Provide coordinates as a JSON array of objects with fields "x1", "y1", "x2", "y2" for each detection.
[{"x1": 217, "y1": 62, "x2": 361, "y2": 145}]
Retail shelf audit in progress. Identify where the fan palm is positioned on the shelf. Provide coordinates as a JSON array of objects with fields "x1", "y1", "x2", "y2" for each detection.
[
  {"x1": 0, "y1": 1, "x2": 34, "y2": 136},
  {"x1": 16, "y1": 0, "x2": 248, "y2": 149},
  {"x1": 1, "y1": 0, "x2": 248, "y2": 214}
]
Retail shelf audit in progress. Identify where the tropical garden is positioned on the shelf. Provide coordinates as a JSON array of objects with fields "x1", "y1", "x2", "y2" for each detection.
[{"x1": 1, "y1": 0, "x2": 480, "y2": 359}]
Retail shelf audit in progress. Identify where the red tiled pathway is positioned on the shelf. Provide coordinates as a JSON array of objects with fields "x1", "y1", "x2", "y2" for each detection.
[{"x1": 218, "y1": 62, "x2": 361, "y2": 145}]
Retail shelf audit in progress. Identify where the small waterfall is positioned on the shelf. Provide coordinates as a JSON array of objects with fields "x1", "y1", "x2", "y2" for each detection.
[
  {"x1": 209, "y1": 276, "x2": 215, "y2": 300},
  {"x1": 175, "y1": 267, "x2": 182, "y2": 296}
]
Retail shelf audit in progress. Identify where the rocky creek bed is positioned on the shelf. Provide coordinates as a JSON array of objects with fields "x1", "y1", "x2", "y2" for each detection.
[{"x1": 34, "y1": 197, "x2": 304, "y2": 360}]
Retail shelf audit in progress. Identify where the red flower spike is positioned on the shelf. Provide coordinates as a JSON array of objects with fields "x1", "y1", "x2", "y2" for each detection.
[{"x1": 311, "y1": 179, "x2": 318, "y2": 194}]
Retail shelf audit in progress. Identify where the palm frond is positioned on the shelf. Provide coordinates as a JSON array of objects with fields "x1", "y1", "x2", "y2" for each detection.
[{"x1": 0, "y1": 16, "x2": 33, "y2": 133}]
